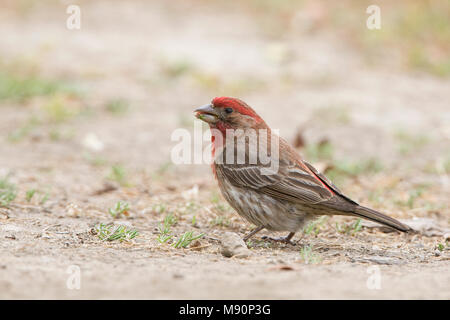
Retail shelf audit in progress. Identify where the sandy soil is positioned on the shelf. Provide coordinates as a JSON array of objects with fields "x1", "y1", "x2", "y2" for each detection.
[{"x1": 0, "y1": 0, "x2": 449, "y2": 299}]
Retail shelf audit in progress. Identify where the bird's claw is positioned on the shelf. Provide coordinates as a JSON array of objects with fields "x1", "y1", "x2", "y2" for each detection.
[{"x1": 261, "y1": 235, "x2": 296, "y2": 245}]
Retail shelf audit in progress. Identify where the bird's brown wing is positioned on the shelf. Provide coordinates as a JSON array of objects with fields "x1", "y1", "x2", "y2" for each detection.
[
  {"x1": 217, "y1": 157, "x2": 356, "y2": 208},
  {"x1": 302, "y1": 161, "x2": 358, "y2": 205}
]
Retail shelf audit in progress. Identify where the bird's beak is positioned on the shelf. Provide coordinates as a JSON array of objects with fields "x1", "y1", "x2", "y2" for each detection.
[{"x1": 194, "y1": 104, "x2": 219, "y2": 124}]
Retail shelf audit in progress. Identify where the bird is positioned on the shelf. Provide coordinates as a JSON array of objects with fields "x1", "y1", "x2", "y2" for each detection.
[{"x1": 195, "y1": 97, "x2": 412, "y2": 244}]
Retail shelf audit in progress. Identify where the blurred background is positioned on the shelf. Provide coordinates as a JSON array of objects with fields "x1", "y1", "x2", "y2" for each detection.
[
  {"x1": 0, "y1": 0, "x2": 449, "y2": 299},
  {"x1": 1, "y1": 0, "x2": 448, "y2": 211}
]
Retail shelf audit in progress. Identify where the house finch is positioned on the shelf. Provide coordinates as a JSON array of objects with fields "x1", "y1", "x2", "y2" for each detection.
[{"x1": 195, "y1": 97, "x2": 411, "y2": 243}]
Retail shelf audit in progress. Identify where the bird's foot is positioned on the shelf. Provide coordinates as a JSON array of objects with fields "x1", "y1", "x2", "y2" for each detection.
[
  {"x1": 261, "y1": 232, "x2": 296, "y2": 245},
  {"x1": 243, "y1": 226, "x2": 265, "y2": 242}
]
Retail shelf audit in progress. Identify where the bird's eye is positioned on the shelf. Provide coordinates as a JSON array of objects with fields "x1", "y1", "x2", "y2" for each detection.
[{"x1": 224, "y1": 108, "x2": 233, "y2": 114}]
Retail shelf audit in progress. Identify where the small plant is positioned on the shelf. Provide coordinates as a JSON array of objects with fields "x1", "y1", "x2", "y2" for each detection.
[
  {"x1": 210, "y1": 194, "x2": 230, "y2": 213},
  {"x1": 210, "y1": 192, "x2": 221, "y2": 204},
  {"x1": 210, "y1": 215, "x2": 231, "y2": 227},
  {"x1": 336, "y1": 219, "x2": 362, "y2": 236},
  {"x1": 105, "y1": 98, "x2": 129, "y2": 115},
  {"x1": 152, "y1": 162, "x2": 173, "y2": 180},
  {"x1": 299, "y1": 245, "x2": 321, "y2": 264},
  {"x1": 406, "y1": 186, "x2": 426, "y2": 209},
  {"x1": 214, "y1": 203, "x2": 229, "y2": 213},
  {"x1": 161, "y1": 214, "x2": 177, "y2": 231},
  {"x1": 155, "y1": 214, "x2": 203, "y2": 248},
  {"x1": 394, "y1": 130, "x2": 429, "y2": 155},
  {"x1": 156, "y1": 214, "x2": 177, "y2": 243},
  {"x1": 157, "y1": 233, "x2": 172, "y2": 244},
  {"x1": 83, "y1": 152, "x2": 108, "y2": 167},
  {"x1": 352, "y1": 219, "x2": 362, "y2": 234},
  {"x1": 368, "y1": 189, "x2": 383, "y2": 204},
  {"x1": 95, "y1": 223, "x2": 138, "y2": 242},
  {"x1": 185, "y1": 201, "x2": 197, "y2": 213},
  {"x1": 437, "y1": 243, "x2": 445, "y2": 251},
  {"x1": 0, "y1": 177, "x2": 17, "y2": 207},
  {"x1": 303, "y1": 216, "x2": 328, "y2": 236},
  {"x1": 305, "y1": 140, "x2": 334, "y2": 162},
  {"x1": 24, "y1": 188, "x2": 49, "y2": 204},
  {"x1": 395, "y1": 185, "x2": 428, "y2": 209},
  {"x1": 108, "y1": 201, "x2": 130, "y2": 218},
  {"x1": 8, "y1": 117, "x2": 40, "y2": 142},
  {"x1": 0, "y1": 72, "x2": 72, "y2": 102},
  {"x1": 49, "y1": 128, "x2": 61, "y2": 141},
  {"x1": 25, "y1": 189, "x2": 37, "y2": 202},
  {"x1": 152, "y1": 203, "x2": 166, "y2": 214},
  {"x1": 108, "y1": 165, "x2": 127, "y2": 186},
  {"x1": 326, "y1": 158, "x2": 383, "y2": 185},
  {"x1": 40, "y1": 191, "x2": 50, "y2": 204},
  {"x1": 178, "y1": 201, "x2": 198, "y2": 215},
  {"x1": 172, "y1": 231, "x2": 204, "y2": 249},
  {"x1": 42, "y1": 95, "x2": 76, "y2": 123}
]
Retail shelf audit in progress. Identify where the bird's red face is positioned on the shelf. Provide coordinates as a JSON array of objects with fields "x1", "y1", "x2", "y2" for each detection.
[{"x1": 195, "y1": 97, "x2": 264, "y2": 132}]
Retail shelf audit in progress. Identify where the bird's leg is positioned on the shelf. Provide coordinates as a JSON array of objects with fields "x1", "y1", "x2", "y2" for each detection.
[
  {"x1": 243, "y1": 226, "x2": 264, "y2": 242},
  {"x1": 262, "y1": 232, "x2": 296, "y2": 245}
]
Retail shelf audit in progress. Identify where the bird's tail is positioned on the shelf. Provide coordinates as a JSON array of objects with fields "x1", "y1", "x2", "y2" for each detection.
[{"x1": 353, "y1": 205, "x2": 412, "y2": 232}]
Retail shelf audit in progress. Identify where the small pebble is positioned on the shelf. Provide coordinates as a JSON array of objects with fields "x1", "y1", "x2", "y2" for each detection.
[{"x1": 219, "y1": 232, "x2": 251, "y2": 258}]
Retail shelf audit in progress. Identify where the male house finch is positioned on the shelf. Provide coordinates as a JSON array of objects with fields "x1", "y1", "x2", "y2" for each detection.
[{"x1": 195, "y1": 97, "x2": 411, "y2": 243}]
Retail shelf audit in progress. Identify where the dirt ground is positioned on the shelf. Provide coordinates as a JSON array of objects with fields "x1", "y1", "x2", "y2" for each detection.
[{"x1": 0, "y1": 1, "x2": 449, "y2": 299}]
